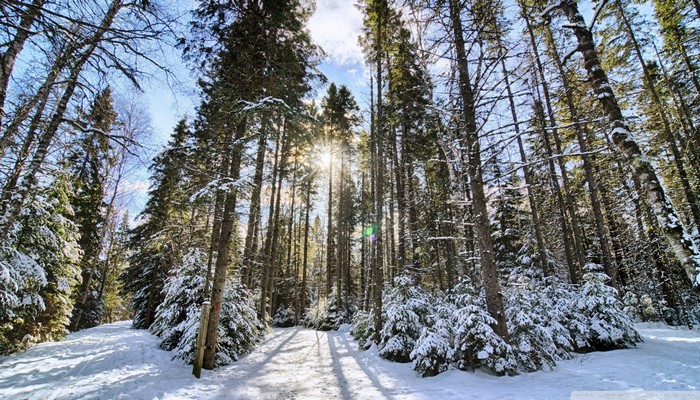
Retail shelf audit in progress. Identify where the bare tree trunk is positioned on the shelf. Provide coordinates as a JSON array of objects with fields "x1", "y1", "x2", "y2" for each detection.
[
  {"x1": 525, "y1": 12, "x2": 586, "y2": 282},
  {"x1": 261, "y1": 124, "x2": 287, "y2": 323},
  {"x1": 534, "y1": 6, "x2": 616, "y2": 283},
  {"x1": 448, "y1": 0, "x2": 509, "y2": 340},
  {"x1": 546, "y1": 0, "x2": 700, "y2": 286},
  {"x1": 0, "y1": 0, "x2": 124, "y2": 240},
  {"x1": 336, "y1": 148, "x2": 345, "y2": 314},
  {"x1": 651, "y1": 42, "x2": 700, "y2": 171},
  {"x1": 392, "y1": 124, "x2": 406, "y2": 275},
  {"x1": 532, "y1": 96, "x2": 581, "y2": 282},
  {"x1": 298, "y1": 174, "x2": 312, "y2": 322},
  {"x1": 0, "y1": 0, "x2": 47, "y2": 130},
  {"x1": 325, "y1": 140, "x2": 334, "y2": 299},
  {"x1": 372, "y1": 3, "x2": 385, "y2": 343},
  {"x1": 285, "y1": 159, "x2": 298, "y2": 312},
  {"x1": 496, "y1": 23, "x2": 550, "y2": 275},
  {"x1": 243, "y1": 129, "x2": 268, "y2": 288},
  {"x1": 202, "y1": 118, "x2": 246, "y2": 369},
  {"x1": 616, "y1": 0, "x2": 700, "y2": 230}
]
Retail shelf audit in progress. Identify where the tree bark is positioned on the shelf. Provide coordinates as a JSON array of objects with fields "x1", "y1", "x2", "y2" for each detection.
[
  {"x1": 325, "y1": 140, "x2": 334, "y2": 299},
  {"x1": 448, "y1": 0, "x2": 509, "y2": 340},
  {"x1": 547, "y1": 0, "x2": 700, "y2": 286},
  {"x1": 243, "y1": 128, "x2": 268, "y2": 288},
  {"x1": 615, "y1": 0, "x2": 700, "y2": 230},
  {"x1": 0, "y1": 0, "x2": 47, "y2": 130},
  {"x1": 535, "y1": 7, "x2": 616, "y2": 284},
  {"x1": 372, "y1": 2, "x2": 385, "y2": 343},
  {"x1": 496, "y1": 20, "x2": 550, "y2": 276},
  {"x1": 202, "y1": 118, "x2": 246, "y2": 369},
  {"x1": 298, "y1": 174, "x2": 312, "y2": 322}
]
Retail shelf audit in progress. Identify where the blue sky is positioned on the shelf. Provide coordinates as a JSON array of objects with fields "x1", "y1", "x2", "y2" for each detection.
[
  {"x1": 145, "y1": 0, "x2": 368, "y2": 143},
  {"x1": 125, "y1": 0, "x2": 368, "y2": 217}
]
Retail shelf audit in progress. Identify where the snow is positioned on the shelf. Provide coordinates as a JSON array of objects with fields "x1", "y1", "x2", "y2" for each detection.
[{"x1": 0, "y1": 321, "x2": 699, "y2": 399}]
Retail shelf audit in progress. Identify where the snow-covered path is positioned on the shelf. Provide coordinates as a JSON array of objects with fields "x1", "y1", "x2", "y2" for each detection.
[{"x1": 0, "y1": 321, "x2": 699, "y2": 399}]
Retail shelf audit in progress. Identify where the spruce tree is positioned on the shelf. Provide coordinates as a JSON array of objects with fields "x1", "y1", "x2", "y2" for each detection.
[
  {"x1": 70, "y1": 87, "x2": 117, "y2": 331},
  {"x1": 120, "y1": 119, "x2": 190, "y2": 329}
]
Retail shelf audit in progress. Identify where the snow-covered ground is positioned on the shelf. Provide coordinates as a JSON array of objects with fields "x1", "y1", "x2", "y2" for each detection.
[{"x1": 0, "y1": 321, "x2": 698, "y2": 399}]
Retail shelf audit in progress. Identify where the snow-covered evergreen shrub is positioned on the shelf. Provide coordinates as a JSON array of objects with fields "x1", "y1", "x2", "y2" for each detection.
[
  {"x1": 505, "y1": 273, "x2": 560, "y2": 372},
  {"x1": 622, "y1": 291, "x2": 642, "y2": 322},
  {"x1": 150, "y1": 249, "x2": 206, "y2": 352},
  {"x1": 379, "y1": 275, "x2": 433, "y2": 363},
  {"x1": 217, "y1": 280, "x2": 263, "y2": 365},
  {"x1": 0, "y1": 247, "x2": 47, "y2": 323},
  {"x1": 449, "y1": 281, "x2": 516, "y2": 376},
  {"x1": 539, "y1": 279, "x2": 590, "y2": 352},
  {"x1": 315, "y1": 291, "x2": 343, "y2": 331},
  {"x1": 350, "y1": 309, "x2": 374, "y2": 350},
  {"x1": 272, "y1": 306, "x2": 295, "y2": 327},
  {"x1": 577, "y1": 264, "x2": 641, "y2": 351},
  {"x1": 170, "y1": 306, "x2": 202, "y2": 364},
  {"x1": 149, "y1": 249, "x2": 262, "y2": 366},
  {"x1": 535, "y1": 279, "x2": 575, "y2": 360},
  {"x1": 0, "y1": 179, "x2": 80, "y2": 354},
  {"x1": 311, "y1": 290, "x2": 357, "y2": 331},
  {"x1": 411, "y1": 304, "x2": 455, "y2": 377}
]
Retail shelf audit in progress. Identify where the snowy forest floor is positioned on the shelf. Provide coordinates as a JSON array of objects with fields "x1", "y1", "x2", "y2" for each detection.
[{"x1": 0, "y1": 322, "x2": 699, "y2": 400}]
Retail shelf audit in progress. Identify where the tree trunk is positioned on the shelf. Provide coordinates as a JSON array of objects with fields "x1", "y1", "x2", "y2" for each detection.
[
  {"x1": 547, "y1": 0, "x2": 700, "y2": 286},
  {"x1": 262, "y1": 124, "x2": 288, "y2": 324},
  {"x1": 202, "y1": 118, "x2": 246, "y2": 369},
  {"x1": 448, "y1": 0, "x2": 509, "y2": 340},
  {"x1": 325, "y1": 140, "x2": 334, "y2": 299},
  {"x1": 535, "y1": 7, "x2": 616, "y2": 284},
  {"x1": 0, "y1": 0, "x2": 124, "y2": 240},
  {"x1": 616, "y1": 0, "x2": 700, "y2": 230},
  {"x1": 0, "y1": 0, "x2": 47, "y2": 130},
  {"x1": 243, "y1": 128, "x2": 268, "y2": 288},
  {"x1": 372, "y1": 2, "x2": 385, "y2": 343},
  {"x1": 298, "y1": 174, "x2": 312, "y2": 322},
  {"x1": 496, "y1": 24, "x2": 550, "y2": 275},
  {"x1": 525, "y1": 13, "x2": 585, "y2": 282}
]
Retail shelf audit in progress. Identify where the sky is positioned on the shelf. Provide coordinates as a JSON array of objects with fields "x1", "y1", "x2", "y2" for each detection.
[
  {"x1": 146, "y1": 0, "x2": 367, "y2": 142},
  {"x1": 125, "y1": 0, "x2": 368, "y2": 218}
]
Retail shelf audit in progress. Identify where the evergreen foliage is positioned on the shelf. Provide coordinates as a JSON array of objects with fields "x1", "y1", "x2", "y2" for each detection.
[
  {"x1": 69, "y1": 88, "x2": 117, "y2": 331},
  {"x1": 378, "y1": 275, "x2": 433, "y2": 363},
  {"x1": 216, "y1": 281, "x2": 264, "y2": 366},
  {"x1": 272, "y1": 306, "x2": 296, "y2": 328},
  {"x1": 449, "y1": 283, "x2": 517, "y2": 376},
  {"x1": 0, "y1": 175, "x2": 80, "y2": 354},
  {"x1": 150, "y1": 249, "x2": 207, "y2": 352},
  {"x1": 350, "y1": 309, "x2": 375, "y2": 350},
  {"x1": 411, "y1": 305, "x2": 455, "y2": 377},
  {"x1": 576, "y1": 264, "x2": 642, "y2": 351},
  {"x1": 120, "y1": 120, "x2": 191, "y2": 330}
]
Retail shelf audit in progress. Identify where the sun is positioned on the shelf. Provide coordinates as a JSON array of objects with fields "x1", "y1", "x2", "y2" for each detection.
[{"x1": 319, "y1": 148, "x2": 333, "y2": 169}]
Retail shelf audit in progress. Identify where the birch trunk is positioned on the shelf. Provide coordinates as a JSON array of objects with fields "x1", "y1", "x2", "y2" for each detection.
[{"x1": 546, "y1": 0, "x2": 700, "y2": 286}]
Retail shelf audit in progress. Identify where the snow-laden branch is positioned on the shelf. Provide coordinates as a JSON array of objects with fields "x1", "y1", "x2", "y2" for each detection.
[
  {"x1": 589, "y1": 0, "x2": 610, "y2": 31},
  {"x1": 238, "y1": 96, "x2": 291, "y2": 114},
  {"x1": 541, "y1": 1, "x2": 564, "y2": 19}
]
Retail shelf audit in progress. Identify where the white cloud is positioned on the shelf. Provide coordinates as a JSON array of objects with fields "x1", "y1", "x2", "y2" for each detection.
[{"x1": 308, "y1": 0, "x2": 365, "y2": 65}]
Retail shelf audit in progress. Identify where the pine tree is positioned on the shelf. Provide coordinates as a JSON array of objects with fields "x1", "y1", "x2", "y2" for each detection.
[
  {"x1": 70, "y1": 87, "x2": 118, "y2": 331},
  {"x1": 378, "y1": 275, "x2": 433, "y2": 362},
  {"x1": 120, "y1": 119, "x2": 190, "y2": 329},
  {"x1": 0, "y1": 172, "x2": 80, "y2": 354}
]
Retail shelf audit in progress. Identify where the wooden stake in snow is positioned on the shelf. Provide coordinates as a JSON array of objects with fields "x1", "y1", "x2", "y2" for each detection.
[
  {"x1": 543, "y1": 0, "x2": 700, "y2": 286},
  {"x1": 193, "y1": 301, "x2": 210, "y2": 378}
]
